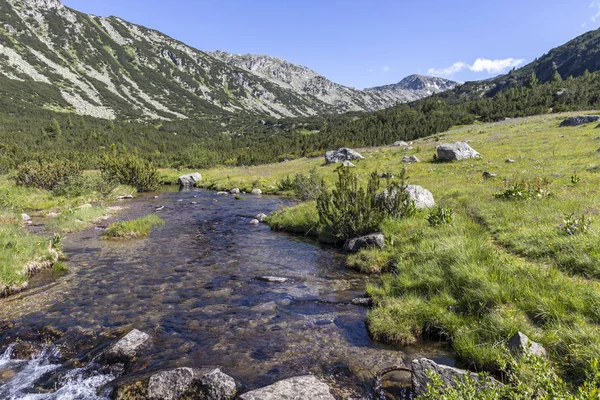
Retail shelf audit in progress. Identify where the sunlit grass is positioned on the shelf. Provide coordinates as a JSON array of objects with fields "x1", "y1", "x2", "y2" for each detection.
[{"x1": 102, "y1": 214, "x2": 164, "y2": 239}]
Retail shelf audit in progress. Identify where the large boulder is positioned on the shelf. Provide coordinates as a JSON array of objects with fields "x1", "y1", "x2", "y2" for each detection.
[
  {"x1": 377, "y1": 185, "x2": 435, "y2": 209},
  {"x1": 178, "y1": 172, "x2": 202, "y2": 187},
  {"x1": 412, "y1": 358, "x2": 503, "y2": 397},
  {"x1": 251, "y1": 189, "x2": 262, "y2": 195},
  {"x1": 560, "y1": 115, "x2": 600, "y2": 127},
  {"x1": 325, "y1": 148, "x2": 364, "y2": 164},
  {"x1": 115, "y1": 367, "x2": 236, "y2": 400},
  {"x1": 239, "y1": 375, "x2": 334, "y2": 400},
  {"x1": 103, "y1": 329, "x2": 149, "y2": 364},
  {"x1": 393, "y1": 141, "x2": 408, "y2": 147},
  {"x1": 508, "y1": 332, "x2": 547, "y2": 358},
  {"x1": 343, "y1": 233, "x2": 385, "y2": 253},
  {"x1": 436, "y1": 142, "x2": 480, "y2": 161}
]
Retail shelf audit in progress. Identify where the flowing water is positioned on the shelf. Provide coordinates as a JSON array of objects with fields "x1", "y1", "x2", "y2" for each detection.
[{"x1": 0, "y1": 188, "x2": 452, "y2": 399}]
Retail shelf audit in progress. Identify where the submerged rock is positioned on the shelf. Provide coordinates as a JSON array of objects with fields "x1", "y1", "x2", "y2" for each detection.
[
  {"x1": 351, "y1": 297, "x2": 373, "y2": 307},
  {"x1": 115, "y1": 367, "x2": 236, "y2": 400},
  {"x1": 412, "y1": 358, "x2": 503, "y2": 397},
  {"x1": 257, "y1": 276, "x2": 289, "y2": 283},
  {"x1": 343, "y1": 233, "x2": 385, "y2": 253},
  {"x1": 560, "y1": 115, "x2": 600, "y2": 127},
  {"x1": 11, "y1": 341, "x2": 42, "y2": 360},
  {"x1": 255, "y1": 213, "x2": 268, "y2": 222},
  {"x1": 436, "y1": 142, "x2": 480, "y2": 161},
  {"x1": 178, "y1": 172, "x2": 202, "y2": 187},
  {"x1": 250, "y1": 219, "x2": 260, "y2": 225},
  {"x1": 325, "y1": 148, "x2": 364, "y2": 164},
  {"x1": 239, "y1": 375, "x2": 334, "y2": 400},
  {"x1": 103, "y1": 329, "x2": 149, "y2": 364},
  {"x1": 508, "y1": 332, "x2": 547, "y2": 358}
]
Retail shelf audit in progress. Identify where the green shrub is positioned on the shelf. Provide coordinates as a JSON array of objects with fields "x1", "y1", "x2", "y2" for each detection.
[
  {"x1": 52, "y1": 174, "x2": 117, "y2": 198},
  {"x1": 494, "y1": 177, "x2": 551, "y2": 200},
  {"x1": 427, "y1": 206, "x2": 454, "y2": 227},
  {"x1": 15, "y1": 159, "x2": 81, "y2": 191},
  {"x1": 100, "y1": 153, "x2": 161, "y2": 192},
  {"x1": 571, "y1": 174, "x2": 581, "y2": 185},
  {"x1": 276, "y1": 175, "x2": 294, "y2": 192},
  {"x1": 316, "y1": 168, "x2": 414, "y2": 242},
  {"x1": 293, "y1": 168, "x2": 324, "y2": 201}
]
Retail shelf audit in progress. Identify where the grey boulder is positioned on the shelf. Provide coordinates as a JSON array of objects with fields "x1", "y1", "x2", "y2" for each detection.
[
  {"x1": 560, "y1": 115, "x2": 600, "y2": 127},
  {"x1": 508, "y1": 332, "x2": 547, "y2": 358},
  {"x1": 343, "y1": 233, "x2": 385, "y2": 253},
  {"x1": 251, "y1": 189, "x2": 262, "y2": 195},
  {"x1": 255, "y1": 213, "x2": 268, "y2": 222},
  {"x1": 325, "y1": 148, "x2": 364, "y2": 164},
  {"x1": 436, "y1": 142, "x2": 480, "y2": 161},
  {"x1": 402, "y1": 155, "x2": 420, "y2": 163},
  {"x1": 230, "y1": 188, "x2": 240, "y2": 195},
  {"x1": 239, "y1": 375, "x2": 334, "y2": 400},
  {"x1": 393, "y1": 141, "x2": 408, "y2": 147},
  {"x1": 412, "y1": 358, "x2": 503, "y2": 397},
  {"x1": 103, "y1": 329, "x2": 149, "y2": 363},
  {"x1": 342, "y1": 160, "x2": 356, "y2": 168},
  {"x1": 178, "y1": 172, "x2": 202, "y2": 187},
  {"x1": 377, "y1": 185, "x2": 435, "y2": 209}
]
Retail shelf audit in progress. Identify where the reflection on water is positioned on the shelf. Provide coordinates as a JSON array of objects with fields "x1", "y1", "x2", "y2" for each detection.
[{"x1": 0, "y1": 188, "x2": 452, "y2": 398}]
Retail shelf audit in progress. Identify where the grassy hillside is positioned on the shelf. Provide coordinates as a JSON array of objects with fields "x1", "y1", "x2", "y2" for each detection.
[{"x1": 195, "y1": 112, "x2": 600, "y2": 389}]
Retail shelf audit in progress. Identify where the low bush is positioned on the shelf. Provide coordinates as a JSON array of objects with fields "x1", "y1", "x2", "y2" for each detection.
[
  {"x1": 427, "y1": 206, "x2": 454, "y2": 227},
  {"x1": 276, "y1": 175, "x2": 294, "y2": 192},
  {"x1": 316, "y1": 168, "x2": 415, "y2": 242},
  {"x1": 293, "y1": 168, "x2": 324, "y2": 201},
  {"x1": 100, "y1": 153, "x2": 161, "y2": 192},
  {"x1": 15, "y1": 159, "x2": 81, "y2": 191},
  {"x1": 52, "y1": 174, "x2": 117, "y2": 198},
  {"x1": 494, "y1": 177, "x2": 551, "y2": 200},
  {"x1": 559, "y1": 213, "x2": 592, "y2": 236},
  {"x1": 103, "y1": 214, "x2": 165, "y2": 239}
]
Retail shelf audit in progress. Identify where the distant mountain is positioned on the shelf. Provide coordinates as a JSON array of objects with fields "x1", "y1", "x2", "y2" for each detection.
[
  {"x1": 0, "y1": 0, "x2": 456, "y2": 121},
  {"x1": 365, "y1": 74, "x2": 459, "y2": 99}
]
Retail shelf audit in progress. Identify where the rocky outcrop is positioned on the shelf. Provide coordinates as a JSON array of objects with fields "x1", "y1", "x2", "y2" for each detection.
[
  {"x1": 325, "y1": 148, "x2": 364, "y2": 164},
  {"x1": 560, "y1": 115, "x2": 600, "y2": 127},
  {"x1": 103, "y1": 329, "x2": 149, "y2": 364},
  {"x1": 508, "y1": 332, "x2": 547, "y2": 358},
  {"x1": 436, "y1": 142, "x2": 480, "y2": 161},
  {"x1": 402, "y1": 155, "x2": 420, "y2": 163},
  {"x1": 412, "y1": 358, "x2": 503, "y2": 397},
  {"x1": 343, "y1": 233, "x2": 385, "y2": 253},
  {"x1": 239, "y1": 375, "x2": 335, "y2": 400},
  {"x1": 177, "y1": 173, "x2": 202, "y2": 187}
]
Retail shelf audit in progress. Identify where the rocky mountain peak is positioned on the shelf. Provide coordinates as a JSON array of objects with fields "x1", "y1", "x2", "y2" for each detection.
[{"x1": 11, "y1": 0, "x2": 64, "y2": 9}]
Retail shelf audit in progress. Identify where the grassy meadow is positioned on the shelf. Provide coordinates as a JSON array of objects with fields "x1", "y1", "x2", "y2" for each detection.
[{"x1": 189, "y1": 112, "x2": 600, "y2": 386}]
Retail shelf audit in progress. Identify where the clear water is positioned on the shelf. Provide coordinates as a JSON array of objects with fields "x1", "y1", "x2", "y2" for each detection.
[{"x1": 0, "y1": 188, "x2": 452, "y2": 399}]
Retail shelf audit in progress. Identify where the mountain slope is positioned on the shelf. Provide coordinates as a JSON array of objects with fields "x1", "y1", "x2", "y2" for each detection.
[{"x1": 0, "y1": 0, "x2": 457, "y2": 120}]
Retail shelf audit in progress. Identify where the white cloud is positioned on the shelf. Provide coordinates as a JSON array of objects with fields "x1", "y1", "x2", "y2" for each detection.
[
  {"x1": 428, "y1": 58, "x2": 525, "y2": 77},
  {"x1": 591, "y1": 1, "x2": 600, "y2": 22}
]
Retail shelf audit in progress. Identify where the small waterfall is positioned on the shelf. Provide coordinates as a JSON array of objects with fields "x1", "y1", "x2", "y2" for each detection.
[{"x1": 0, "y1": 345, "x2": 114, "y2": 400}]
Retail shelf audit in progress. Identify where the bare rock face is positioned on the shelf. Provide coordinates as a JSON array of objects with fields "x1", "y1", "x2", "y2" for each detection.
[
  {"x1": 412, "y1": 358, "x2": 503, "y2": 397},
  {"x1": 436, "y1": 142, "x2": 480, "y2": 161},
  {"x1": 103, "y1": 329, "x2": 149, "y2": 363},
  {"x1": 239, "y1": 375, "x2": 335, "y2": 400},
  {"x1": 508, "y1": 332, "x2": 547, "y2": 358},
  {"x1": 325, "y1": 148, "x2": 364, "y2": 164},
  {"x1": 343, "y1": 233, "x2": 385, "y2": 253},
  {"x1": 560, "y1": 115, "x2": 600, "y2": 127},
  {"x1": 178, "y1": 172, "x2": 202, "y2": 187}
]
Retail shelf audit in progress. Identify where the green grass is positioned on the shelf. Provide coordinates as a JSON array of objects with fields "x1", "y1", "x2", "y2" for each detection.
[
  {"x1": 195, "y1": 111, "x2": 600, "y2": 387},
  {"x1": 102, "y1": 214, "x2": 165, "y2": 239},
  {"x1": 46, "y1": 205, "x2": 114, "y2": 233},
  {"x1": 0, "y1": 215, "x2": 59, "y2": 296}
]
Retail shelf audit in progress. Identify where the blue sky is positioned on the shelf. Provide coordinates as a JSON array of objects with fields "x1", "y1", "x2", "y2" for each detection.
[{"x1": 62, "y1": 0, "x2": 599, "y2": 89}]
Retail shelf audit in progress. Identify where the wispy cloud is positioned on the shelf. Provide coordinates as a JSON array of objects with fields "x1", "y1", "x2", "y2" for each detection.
[
  {"x1": 368, "y1": 65, "x2": 391, "y2": 73},
  {"x1": 591, "y1": 1, "x2": 600, "y2": 22},
  {"x1": 428, "y1": 58, "x2": 525, "y2": 77}
]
